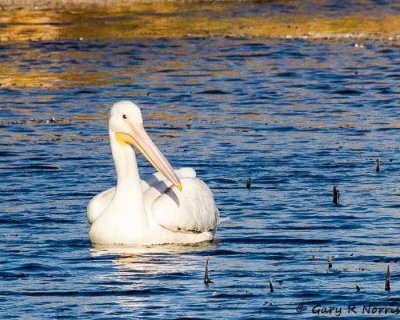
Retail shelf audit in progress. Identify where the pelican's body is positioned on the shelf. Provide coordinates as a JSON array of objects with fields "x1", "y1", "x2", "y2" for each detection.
[{"x1": 87, "y1": 101, "x2": 219, "y2": 245}]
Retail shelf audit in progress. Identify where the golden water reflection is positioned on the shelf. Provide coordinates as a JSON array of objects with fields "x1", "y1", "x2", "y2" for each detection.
[
  {"x1": 1, "y1": 1, "x2": 399, "y2": 89},
  {"x1": 0, "y1": 2, "x2": 400, "y2": 42},
  {"x1": 90, "y1": 242, "x2": 217, "y2": 278}
]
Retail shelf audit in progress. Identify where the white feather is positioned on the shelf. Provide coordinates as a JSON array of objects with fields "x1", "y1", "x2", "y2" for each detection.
[
  {"x1": 87, "y1": 187, "x2": 114, "y2": 224},
  {"x1": 152, "y1": 178, "x2": 219, "y2": 233},
  {"x1": 87, "y1": 167, "x2": 218, "y2": 233}
]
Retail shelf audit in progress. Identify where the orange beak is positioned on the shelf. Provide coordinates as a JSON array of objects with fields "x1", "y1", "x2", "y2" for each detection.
[{"x1": 115, "y1": 125, "x2": 182, "y2": 191}]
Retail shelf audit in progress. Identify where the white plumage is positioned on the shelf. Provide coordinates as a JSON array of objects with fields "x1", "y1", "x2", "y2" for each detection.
[
  {"x1": 153, "y1": 179, "x2": 218, "y2": 231},
  {"x1": 87, "y1": 101, "x2": 219, "y2": 245}
]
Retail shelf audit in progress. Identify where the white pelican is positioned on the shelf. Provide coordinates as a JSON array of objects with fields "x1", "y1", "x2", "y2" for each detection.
[{"x1": 87, "y1": 101, "x2": 219, "y2": 245}]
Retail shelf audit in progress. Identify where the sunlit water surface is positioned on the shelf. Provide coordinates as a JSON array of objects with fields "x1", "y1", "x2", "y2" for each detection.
[{"x1": 1, "y1": 38, "x2": 400, "y2": 318}]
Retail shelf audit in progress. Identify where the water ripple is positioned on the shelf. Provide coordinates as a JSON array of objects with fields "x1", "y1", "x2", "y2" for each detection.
[{"x1": 1, "y1": 37, "x2": 400, "y2": 318}]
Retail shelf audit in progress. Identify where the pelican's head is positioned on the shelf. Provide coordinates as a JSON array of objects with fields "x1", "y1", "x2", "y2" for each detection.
[{"x1": 109, "y1": 101, "x2": 182, "y2": 191}]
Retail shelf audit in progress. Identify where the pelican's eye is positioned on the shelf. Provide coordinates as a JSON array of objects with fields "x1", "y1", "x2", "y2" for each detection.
[{"x1": 122, "y1": 114, "x2": 127, "y2": 119}]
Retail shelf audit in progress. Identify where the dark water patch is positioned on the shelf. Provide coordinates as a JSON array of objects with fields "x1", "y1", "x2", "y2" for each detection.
[
  {"x1": 211, "y1": 292, "x2": 259, "y2": 299},
  {"x1": 0, "y1": 271, "x2": 29, "y2": 280},
  {"x1": 0, "y1": 150, "x2": 18, "y2": 157},
  {"x1": 377, "y1": 87, "x2": 393, "y2": 94},
  {"x1": 158, "y1": 69, "x2": 178, "y2": 73},
  {"x1": 44, "y1": 238, "x2": 89, "y2": 249},
  {"x1": 387, "y1": 73, "x2": 400, "y2": 79},
  {"x1": 1, "y1": 287, "x2": 178, "y2": 297},
  {"x1": 32, "y1": 216, "x2": 76, "y2": 224},
  {"x1": 386, "y1": 203, "x2": 400, "y2": 209},
  {"x1": 332, "y1": 89, "x2": 362, "y2": 95},
  {"x1": 13, "y1": 262, "x2": 62, "y2": 272},
  {"x1": 275, "y1": 71, "x2": 298, "y2": 78},
  {"x1": 198, "y1": 89, "x2": 229, "y2": 95},
  {"x1": 153, "y1": 272, "x2": 191, "y2": 280},
  {"x1": 375, "y1": 127, "x2": 400, "y2": 132},
  {"x1": 310, "y1": 84, "x2": 332, "y2": 90},
  {"x1": 9, "y1": 165, "x2": 59, "y2": 171},
  {"x1": 74, "y1": 89, "x2": 98, "y2": 95},
  {"x1": 210, "y1": 249, "x2": 241, "y2": 256},
  {"x1": 242, "y1": 42, "x2": 270, "y2": 49},
  {"x1": 168, "y1": 94, "x2": 192, "y2": 102},
  {"x1": 223, "y1": 53, "x2": 272, "y2": 59},
  {"x1": 225, "y1": 237, "x2": 332, "y2": 245}
]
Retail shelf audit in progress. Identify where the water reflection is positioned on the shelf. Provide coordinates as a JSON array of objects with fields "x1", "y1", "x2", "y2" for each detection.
[
  {"x1": 88, "y1": 242, "x2": 218, "y2": 310},
  {"x1": 91, "y1": 242, "x2": 217, "y2": 258},
  {"x1": 90, "y1": 242, "x2": 217, "y2": 274},
  {"x1": 1, "y1": 1, "x2": 400, "y2": 43}
]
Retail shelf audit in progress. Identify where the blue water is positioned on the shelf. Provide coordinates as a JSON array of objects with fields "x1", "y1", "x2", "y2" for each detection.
[{"x1": 1, "y1": 38, "x2": 400, "y2": 318}]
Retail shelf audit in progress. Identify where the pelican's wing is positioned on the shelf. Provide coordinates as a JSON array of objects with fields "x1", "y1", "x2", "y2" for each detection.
[
  {"x1": 87, "y1": 168, "x2": 195, "y2": 225},
  {"x1": 87, "y1": 187, "x2": 115, "y2": 224},
  {"x1": 148, "y1": 177, "x2": 219, "y2": 233}
]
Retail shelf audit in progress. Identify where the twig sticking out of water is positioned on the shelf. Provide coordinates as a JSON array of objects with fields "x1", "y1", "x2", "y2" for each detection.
[
  {"x1": 333, "y1": 186, "x2": 340, "y2": 204},
  {"x1": 269, "y1": 277, "x2": 274, "y2": 293},
  {"x1": 328, "y1": 257, "x2": 333, "y2": 269},
  {"x1": 376, "y1": 159, "x2": 380, "y2": 172},
  {"x1": 356, "y1": 284, "x2": 361, "y2": 292},
  {"x1": 246, "y1": 177, "x2": 252, "y2": 189},
  {"x1": 204, "y1": 257, "x2": 213, "y2": 285},
  {"x1": 385, "y1": 265, "x2": 391, "y2": 291}
]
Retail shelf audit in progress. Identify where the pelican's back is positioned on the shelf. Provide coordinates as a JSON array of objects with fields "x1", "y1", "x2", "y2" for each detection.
[{"x1": 152, "y1": 178, "x2": 219, "y2": 233}]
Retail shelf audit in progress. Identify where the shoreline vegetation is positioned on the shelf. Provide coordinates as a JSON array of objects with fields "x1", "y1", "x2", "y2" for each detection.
[{"x1": 0, "y1": 0, "x2": 400, "y2": 42}]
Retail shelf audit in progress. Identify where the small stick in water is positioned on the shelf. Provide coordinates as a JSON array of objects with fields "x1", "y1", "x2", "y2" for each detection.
[
  {"x1": 204, "y1": 257, "x2": 213, "y2": 285},
  {"x1": 356, "y1": 284, "x2": 361, "y2": 292},
  {"x1": 376, "y1": 159, "x2": 380, "y2": 172},
  {"x1": 385, "y1": 265, "x2": 391, "y2": 291},
  {"x1": 269, "y1": 277, "x2": 274, "y2": 293},
  {"x1": 246, "y1": 177, "x2": 252, "y2": 189},
  {"x1": 333, "y1": 186, "x2": 340, "y2": 204},
  {"x1": 328, "y1": 257, "x2": 333, "y2": 269}
]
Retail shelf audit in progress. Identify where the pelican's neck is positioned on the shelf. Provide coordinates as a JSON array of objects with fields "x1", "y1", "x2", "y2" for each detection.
[
  {"x1": 109, "y1": 132, "x2": 145, "y2": 219},
  {"x1": 110, "y1": 133, "x2": 140, "y2": 185}
]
